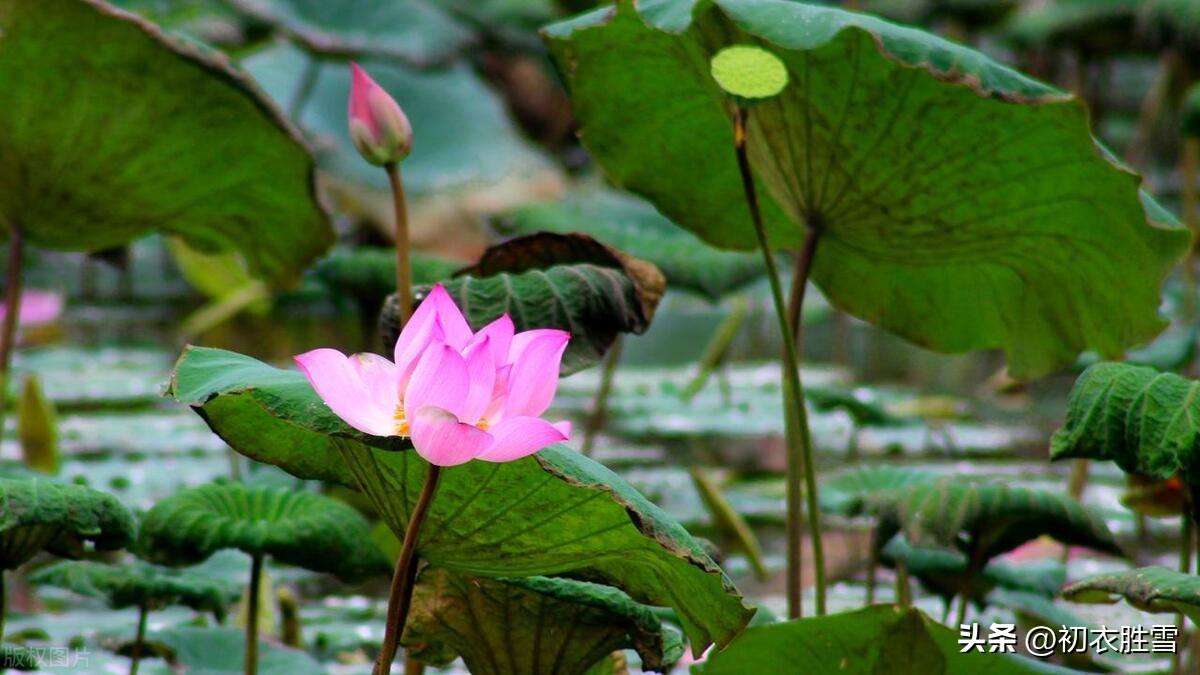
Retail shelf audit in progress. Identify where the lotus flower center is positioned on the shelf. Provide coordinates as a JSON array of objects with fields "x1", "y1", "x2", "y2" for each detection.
[{"x1": 394, "y1": 405, "x2": 409, "y2": 436}]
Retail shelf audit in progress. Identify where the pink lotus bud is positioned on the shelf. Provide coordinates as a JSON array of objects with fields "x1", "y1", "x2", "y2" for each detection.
[{"x1": 348, "y1": 63, "x2": 413, "y2": 166}]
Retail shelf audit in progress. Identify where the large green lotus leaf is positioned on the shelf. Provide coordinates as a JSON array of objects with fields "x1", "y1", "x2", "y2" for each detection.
[
  {"x1": 402, "y1": 567, "x2": 684, "y2": 674},
  {"x1": 0, "y1": 0, "x2": 333, "y2": 285},
  {"x1": 0, "y1": 477, "x2": 135, "y2": 569},
  {"x1": 1050, "y1": 362, "x2": 1200, "y2": 480},
  {"x1": 498, "y1": 187, "x2": 765, "y2": 301},
  {"x1": 168, "y1": 346, "x2": 754, "y2": 652},
  {"x1": 243, "y1": 42, "x2": 554, "y2": 198},
  {"x1": 544, "y1": 0, "x2": 1188, "y2": 378},
  {"x1": 30, "y1": 559, "x2": 236, "y2": 616},
  {"x1": 866, "y1": 478, "x2": 1123, "y2": 562},
  {"x1": 695, "y1": 605, "x2": 1071, "y2": 674},
  {"x1": 381, "y1": 233, "x2": 666, "y2": 375},
  {"x1": 138, "y1": 626, "x2": 324, "y2": 674},
  {"x1": 220, "y1": 0, "x2": 472, "y2": 64},
  {"x1": 138, "y1": 482, "x2": 391, "y2": 582},
  {"x1": 1064, "y1": 567, "x2": 1200, "y2": 624}
]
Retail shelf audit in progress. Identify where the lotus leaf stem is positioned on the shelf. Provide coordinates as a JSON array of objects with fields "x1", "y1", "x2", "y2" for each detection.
[
  {"x1": 732, "y1": 106, "x2": 826, "y2": 617},
  {"x1": 130, "y1": 602, "x2": 148, "y2": 675},
  {"x1": 374, "y1": 463, "x2": 443, "y2": 675},
  {"x1": 682, "y1": 297, "x2": 749, "y2": 401},
  {"x1": 385, "y1": 162, "x2": 414, "y2": 327},
  {"x1": 582, "y1": 335, "x2": 623, "y2": 456},
  {"x1": 245, "y1": 553, "x2": 263, "y2": 675}
]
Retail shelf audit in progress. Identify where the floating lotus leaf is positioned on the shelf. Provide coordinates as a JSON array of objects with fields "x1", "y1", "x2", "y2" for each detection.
[
  {"x1": 138, "y1": 482, "x2": 390, "y2": 582},
  {"x1": 866, "y1": 478, "x2": 1123, "y2": 562},
  {"x1": 222, "y1": 0, "x2": 474, "y2": 65},
  {"x1": 1051, "y1": 363, "x2": 1200, "y2": 481},
  {"x1": 1064, "y1": 567, "x2": 1200, "y2": 624},
  {"x1": 402, "y1": 567, "x2": 684, "y2": 674},
  {"x1": 0, "y1": 0, "x2": 334, "y2": 285},
  {"x1": 30, "y1": 559, "x2": 236, "y2": 617},
  {"x1": 695, "y1": 605, "x2": 1069, "y2": 674},
  {"x1": 381, "y1": 232, "x2": 666, "y2": 375},
  {"x1": 0, "y1": 477, "x2": 135, "y2": 569},
  {"x1": 168, "y1": 347, "x2": 755, "y2": 653},
  {"x1": 545, "y1": 0, "x2": 1188, "y2": 378},
  {"x1": 133, "y1": 626, "x2": 324, "y2": 674},
  {"x1": 498, "y1": 187, "x2": 765, "y2": 301}
]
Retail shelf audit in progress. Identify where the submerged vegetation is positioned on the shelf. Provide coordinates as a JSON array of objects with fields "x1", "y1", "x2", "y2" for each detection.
[{"x1": 2, "y1": 0, "x2": 1200, "y2": 672}]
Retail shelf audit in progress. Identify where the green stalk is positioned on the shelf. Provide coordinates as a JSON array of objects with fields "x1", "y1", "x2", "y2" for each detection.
[
  {"x1": 384, "y1": 163, "x2": 414, "y2": 326},
  {"x1": 245, "y1": 553, "x2": 264, "y2": 675},
  {"x1": 732, "y1": 106, "x2": 825, "y2": 616},
  {"x1": 865, "y1": 525, "x2": 878, "y2": 606},
  {"x1": 0, "y1": 227, "x2": 24, "y2": 440},
  {"x1": 130, "y1": 603, "x2": 148, "y2": 675},
  {"x1": 682, "y1": 297, "x2": 749, "y2": 401},
  {"x1": 1182, "y1": 138, "x2": 1198, "y2": 324},
  {"x1": 895, "y1": 559, "x2": 911, "y2": 607},
  {"x1": 374, "y1": 463, "x2": 443, "y2": 675},
  {"x1": 288, "y1": 58, "x2": 321, "y2": 120},
  {"x1": 581, "y1": 336, "x2": 623, "y2": 456}
]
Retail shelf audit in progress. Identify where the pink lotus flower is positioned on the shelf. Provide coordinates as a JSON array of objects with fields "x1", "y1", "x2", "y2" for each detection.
[
  {"x1": 296, "y1": 284, "x2": 572, "y2": 466},
  {"x1": 348, "y1": 62, "x2": 413, "y2": 166},
  {"x1": 0, "y1": 290, "x2": 63, "y2": 327}
]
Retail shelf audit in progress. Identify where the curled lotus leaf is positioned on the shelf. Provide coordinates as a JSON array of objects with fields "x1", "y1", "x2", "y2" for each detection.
[
  {"x1": 0, "y1": 477, "x2": 135, "y2": 569},
  {"x1": 866, "y1": 478, "x2": 1123, "y2": 562},
  {"x1": 381, "y1": 232, "x2": 666, "y2": 375},
  {"x1": 138, "y1": 482, "x2": 390, "y2": 582},
  {"x1": 30, "y1": 559, "x2": 237, "y2": 618},
  {"x1": 168, "y1": 347, "x2": 755, "y2": 654},
  {"x1": 1065, "y1": 567, "x2": 1200, "y2": 624}
]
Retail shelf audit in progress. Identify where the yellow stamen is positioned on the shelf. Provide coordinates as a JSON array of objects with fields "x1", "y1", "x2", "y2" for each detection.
[{"x1": 394, "y1": 405, "x2": 409, "y2": 436}]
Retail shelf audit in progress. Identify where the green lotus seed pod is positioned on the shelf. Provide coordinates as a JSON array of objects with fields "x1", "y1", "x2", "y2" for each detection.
[{"x1": 710, "y1": 45, "x2": 789, "y2": 101}]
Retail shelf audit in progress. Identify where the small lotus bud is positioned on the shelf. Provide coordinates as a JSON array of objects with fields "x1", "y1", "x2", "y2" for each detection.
[{"x1": 348, "y1": 63, "x2": 413, "y2": 166}]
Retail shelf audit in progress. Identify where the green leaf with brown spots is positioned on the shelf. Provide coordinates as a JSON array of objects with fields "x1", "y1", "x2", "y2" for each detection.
[
  {"x1": 544, "y1": 0, "x2": 1188, "y2": 378},
  {"x1": 381, "y1": 232, "x2": 666, "y2": 375}
]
